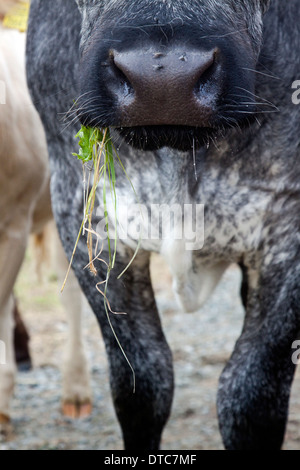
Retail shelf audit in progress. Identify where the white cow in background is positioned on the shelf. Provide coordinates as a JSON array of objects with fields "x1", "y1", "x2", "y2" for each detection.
[{"x1": 0, "y1": 0, "x2": 91, "y2": 438}]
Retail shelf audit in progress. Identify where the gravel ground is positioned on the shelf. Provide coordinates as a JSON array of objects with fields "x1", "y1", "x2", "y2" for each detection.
[{"x1": 1, "y1": 251, "x2": 300, "y2": 450}]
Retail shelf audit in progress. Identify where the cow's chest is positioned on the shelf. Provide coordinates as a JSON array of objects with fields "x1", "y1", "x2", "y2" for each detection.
[{"x1": 99, "y1": 147, "x2": 272, "y2": 310}]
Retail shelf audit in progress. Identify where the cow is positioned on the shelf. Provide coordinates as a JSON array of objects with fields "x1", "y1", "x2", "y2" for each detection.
[
  {"x1": 26, "y1": 0, "x2": 300, "y2": 450},
  {"x1": 0, "y1": 1, "x2": 91, "y2": 440}
]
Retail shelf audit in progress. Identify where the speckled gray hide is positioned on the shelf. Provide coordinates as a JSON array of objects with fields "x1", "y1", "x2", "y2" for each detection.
[{"x1": 26, "y1": 0, "x2": 300, "y2": 450}]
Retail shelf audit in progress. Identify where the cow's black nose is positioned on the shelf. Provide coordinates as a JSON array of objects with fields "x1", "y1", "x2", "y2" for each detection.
[{"x1": 109, "y1": 47, "x2": 220, "y2": 127}]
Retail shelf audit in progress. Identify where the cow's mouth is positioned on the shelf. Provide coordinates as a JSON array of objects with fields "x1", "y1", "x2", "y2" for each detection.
[{"x1": 116, "y1": 125, "x2": 219, "y2": 152}]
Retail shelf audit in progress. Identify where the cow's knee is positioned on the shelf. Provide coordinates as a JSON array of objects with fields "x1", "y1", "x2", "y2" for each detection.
[
  {"x1": 217, "y1": 332, "x2": 296, "y2": 450},
  {"x1": 110, "y1": 338, "x2": 174, "y2": 451}
]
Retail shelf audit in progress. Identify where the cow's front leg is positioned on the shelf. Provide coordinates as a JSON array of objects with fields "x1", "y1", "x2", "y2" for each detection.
[
  {"x1": 217, "y1": 260, "x2": 300, "y2": 450},
  {"x1": 0, "y1": 224, "x2": 28, "y2": 439},
  {"x1": 55, "y1": 235, "x2": 92, "y2": 419},
  {"x1": 77, "y1": 250, "x2": 174, "y2": 451},
  {"x1": 0, "y1": 295, "x2": 15, "y2": 441}
]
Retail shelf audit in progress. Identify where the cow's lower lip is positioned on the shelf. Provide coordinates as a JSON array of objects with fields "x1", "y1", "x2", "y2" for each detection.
[{"x1": 116, "y1": 125, "x2": 216, "y2": 151}]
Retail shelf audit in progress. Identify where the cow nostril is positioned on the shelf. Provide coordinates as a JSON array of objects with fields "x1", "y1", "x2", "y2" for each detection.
[
  {"x1": 109, "y1": 50, "x2": 134, "y2": 98},
  {"x1": 194, "y1": 49, "x2": 219, "y2": 94},
  {"x1": 117, "y1": 69, "x2": 134, "y2": 97},
  {"x1": 195, "y1": 62, "x2": 216, "y2": 91}
]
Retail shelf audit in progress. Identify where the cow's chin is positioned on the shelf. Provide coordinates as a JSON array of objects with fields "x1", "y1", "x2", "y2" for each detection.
[{"x1": 116, "y1": 126, "x2": 217, "y2": 152}]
